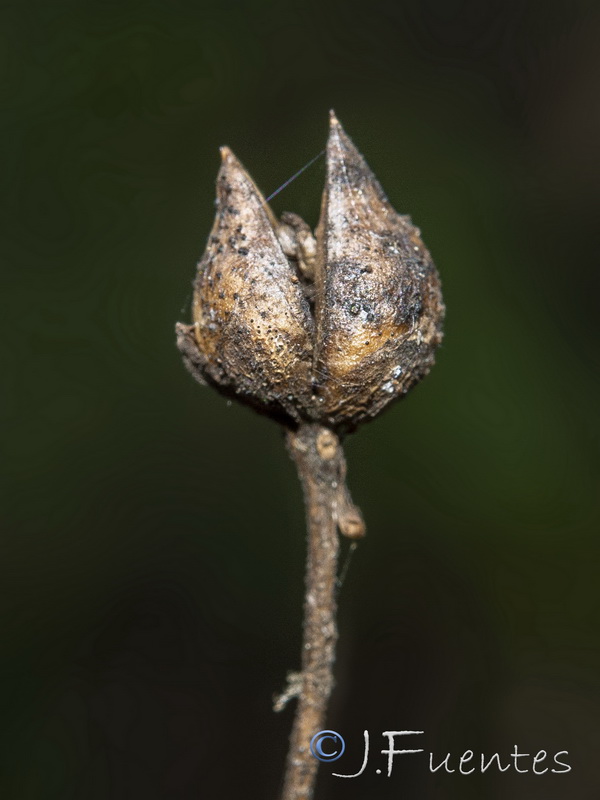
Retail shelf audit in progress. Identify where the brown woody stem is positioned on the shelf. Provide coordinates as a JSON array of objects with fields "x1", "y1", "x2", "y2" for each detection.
[{"x1": 280, "y1": 423, "x2": 364, "y2": 800}]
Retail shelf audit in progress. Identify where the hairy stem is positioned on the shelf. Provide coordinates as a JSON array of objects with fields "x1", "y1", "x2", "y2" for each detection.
[{"x1": 280, "y1": 423, "x2": 364, "y2": 800}]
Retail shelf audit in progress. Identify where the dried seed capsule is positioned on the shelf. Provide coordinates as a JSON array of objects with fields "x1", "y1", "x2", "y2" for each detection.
[
  {"x1": 176, "y1": 113, "x2": 444, "y2": 432},
  {"x1": 312, "y1": 113, "x2": 444, "y2": 430},
  {"x1": 177, "y1": 147, "x2": 315, "y2": 426}
]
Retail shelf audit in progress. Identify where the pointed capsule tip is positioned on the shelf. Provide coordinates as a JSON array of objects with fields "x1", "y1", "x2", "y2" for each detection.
[
  {"x1": 219, "y1": 146, "x2": 244, "y2": 172},
  {"x1": 327, "y1": 110, "x2": 352, "y2": 155}
]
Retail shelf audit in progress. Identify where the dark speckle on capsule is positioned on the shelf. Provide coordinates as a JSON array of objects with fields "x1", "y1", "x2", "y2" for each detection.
[{"x1": 238, "y1": 247, "x2": 249, "y2": 256}]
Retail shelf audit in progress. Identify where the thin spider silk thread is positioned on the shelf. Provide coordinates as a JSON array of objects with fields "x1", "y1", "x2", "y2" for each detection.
[
  {"x1": 336, "y1": 542, "x2": 358, "y2": 594},
  {"x1": 264, "y1": 149, "x2": 325, "y2": 203}
]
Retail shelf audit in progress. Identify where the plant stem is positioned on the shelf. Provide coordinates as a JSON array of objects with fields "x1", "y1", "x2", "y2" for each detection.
[{"x1": 280, "y1": 423, "x2": 363, "y2": 800}]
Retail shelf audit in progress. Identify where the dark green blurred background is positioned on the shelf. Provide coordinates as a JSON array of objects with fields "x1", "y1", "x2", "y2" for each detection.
[{"x1": 3, "y1": 0, "x2": 600, "y2": 798}]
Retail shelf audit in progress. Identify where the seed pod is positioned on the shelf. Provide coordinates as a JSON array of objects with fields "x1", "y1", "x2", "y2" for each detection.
[
  {"x1": 176, "y1": 146, "x2": 315, "y2": 427},
  {"x1": 176, "y1": 112, "x2": 444, "y2": 432},
  {"x1": 313, "y1": 113, "x2": 444, "y2": 430}
]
